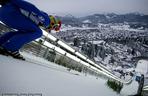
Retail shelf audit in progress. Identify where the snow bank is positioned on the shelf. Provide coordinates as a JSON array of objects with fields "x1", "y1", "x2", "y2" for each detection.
[{"x1": 135, "y1": 60, "x2": 148, "y2": 75}]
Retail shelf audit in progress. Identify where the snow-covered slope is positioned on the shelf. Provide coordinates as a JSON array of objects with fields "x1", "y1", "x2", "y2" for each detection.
[{"x1": 0, "y1": 54, "x2": 120, "y2": 96}]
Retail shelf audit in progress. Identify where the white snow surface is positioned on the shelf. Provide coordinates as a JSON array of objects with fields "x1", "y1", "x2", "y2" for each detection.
[
  {"x1": 120, "y1": 77, "x2": 139, "y2": 96},
  {"x1": 0, "y1": 54, "x2": 120, "y2": 96},
  {"x1": 135, "y1": 60, "x2": 148, "y2": 76},
  {"x1": 82, "y1": 20, "x2": 92, "y2": 23}
]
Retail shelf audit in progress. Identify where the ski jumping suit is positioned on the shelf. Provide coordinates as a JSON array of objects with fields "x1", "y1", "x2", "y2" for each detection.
[{"x1": 0, "y1": 0, "x2": 50, "y2": 52}]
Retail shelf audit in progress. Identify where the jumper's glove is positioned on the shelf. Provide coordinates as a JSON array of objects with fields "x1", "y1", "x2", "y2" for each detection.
[
  {"x1": 47, "y1": 15, "x2": 61, "y2": 32},
  {"x1": 40, "y1": 15, "x2": 61, "y2": 33}
]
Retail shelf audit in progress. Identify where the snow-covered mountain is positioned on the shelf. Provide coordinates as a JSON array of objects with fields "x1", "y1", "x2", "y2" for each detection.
[{"x1": 59, "y1": 13, "x2": 148, "y2": 29}]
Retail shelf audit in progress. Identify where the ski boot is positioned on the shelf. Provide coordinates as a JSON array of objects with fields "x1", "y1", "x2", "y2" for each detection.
[
  {"x1": 10, "y1": 51, "x2": 25, "y2": 60},
  {"x1": 0, "y1": 47, "x2": 25, "y2": 60}
]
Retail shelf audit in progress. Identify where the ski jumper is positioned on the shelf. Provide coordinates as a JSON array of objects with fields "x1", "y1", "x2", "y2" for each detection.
[{"x1": 0, "y1": 0, "x2": 50, "y2": 52}]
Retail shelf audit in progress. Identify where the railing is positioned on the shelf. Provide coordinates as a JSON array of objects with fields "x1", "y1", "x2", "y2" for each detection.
[
  {"x1": 21, "y1": 40, "x2": 107, "y2": 78},
  {"x1": 39, "y1": 29, "x2": 132, "y2": 84}
]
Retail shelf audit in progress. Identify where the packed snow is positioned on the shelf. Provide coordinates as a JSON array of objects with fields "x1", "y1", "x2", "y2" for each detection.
[
  {"x1": 0, "y1": 54, "x2": 120, "y2": 96},
  {"x1": 0, "y1": 52, "x2": 141, "y2": 96}
]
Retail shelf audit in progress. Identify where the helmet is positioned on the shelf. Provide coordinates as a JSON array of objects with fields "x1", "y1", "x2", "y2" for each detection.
[{"x1": 48, "y1": 15, "x2": 61, "y2": 31}]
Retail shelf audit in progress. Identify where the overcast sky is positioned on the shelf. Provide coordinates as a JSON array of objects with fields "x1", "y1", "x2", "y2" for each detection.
[{"x1": 28, "y1": 0, "x2": 148, "y2": 17}]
